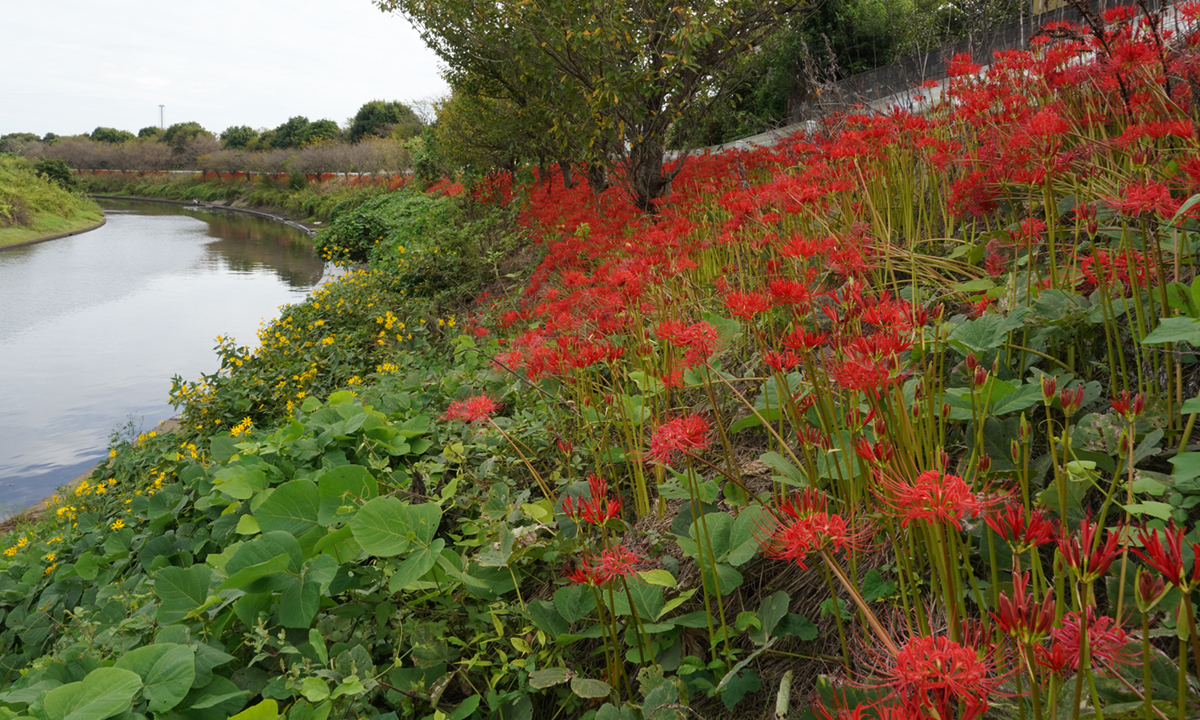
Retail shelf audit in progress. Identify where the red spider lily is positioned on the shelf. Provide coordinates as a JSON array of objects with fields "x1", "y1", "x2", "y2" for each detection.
[
  {"x1": 1046, "y1": 609, "x2": 1133, "y2": 675},
  {"x1": 1057, "y1": 514, "x2": 1123, "y2": 582},
  {"x1": 877, "y1": 470, "x2": 986, "y2": 530},
  {"x1": 758, "y1": 488, "x2": 864, "y2": 569},
  {"x1": 647, "y1": 414, "x2": 710, "y2": 464},
  {"x1": 564, "y1": 545, "x2": 641, "y2": 586},
  {"x1": 1108, "y1": 180, "x2": 1180, "y2": 218},
  {"x1": 764, "y1": 350, "x2": 801, "y2": 372},
  {"x1": 1133, "y1": 521, "x2": 1200, "y2": 589},
  {"x1": 985, "y1": 501, "x2": 1057, "y2": 552},
  {"x1": 723, "y1": 290, "x2": 772, "y2": 319},
  {"x1": 993, "y1": 572, "x2": 1056, "y2": 642},
  {"x1": 443, "y1": 395, "x2": 499, "y2": 423},
  {"x1": 1110, "y1": 390, "x2": 1144, "y2": 419},
  {"x1": 883, "y1": 635, "x2": 998, "y2": 720},
  {"x1": 562, "y1": 474, "x2": 623, "y2": 526},
  {"x1": 781, "y1": 327, "x2": 828, "y2": 352}
]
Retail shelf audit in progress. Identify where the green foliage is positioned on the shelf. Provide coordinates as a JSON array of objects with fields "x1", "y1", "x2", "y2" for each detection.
[
  {"x1": 221, "y1": 125, "x2": 259, "y2": 150},
  {"x1": 162, "y1": 122, "x2": 211, "y2": 153},
  {"x1": 348, "y1": 100, "x2": 422, "y2": 144},
  {"x1": 271, "y1": 116, "x2": 311, "y2": 149},
  {"x1": 298, "y1": 120, "x2": 341, "y2": 148},
  {"x1": 0, "y1": 155, "x2": 99, "y2": 243},
  {"x1": 33, "y1": 157, "x2": 75, "y2": 191},
  {"x1": 89, "y1": 127, "x2": 135, "y2": 144},
  {"x1": 137, "y1": 126, "x2": 163, "y2": 139}
]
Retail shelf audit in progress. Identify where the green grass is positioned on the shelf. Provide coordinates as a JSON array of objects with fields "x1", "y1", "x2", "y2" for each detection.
[
  {"x1": 0, "y1": 206, "x2": 104, "y2": 247},
  {"x1": 0, "y1": 155, "x2": 103, "y2": 248}
]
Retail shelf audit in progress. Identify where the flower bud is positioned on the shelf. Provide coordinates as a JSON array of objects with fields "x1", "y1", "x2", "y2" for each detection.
[{"x1": 1041, "y1": 375, "x2": 1057, "y2": 405}]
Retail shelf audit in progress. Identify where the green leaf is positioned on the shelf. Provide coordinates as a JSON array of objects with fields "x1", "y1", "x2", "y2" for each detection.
[
  {"x1": 528, "y1": 600, "x2": 569, "y2": 637},
  {"x1": 637, "y1": 569, "x2": 676, "y2": 587},
  {"x1": 114, "y1": 644, "x2": 195, "y2": 712},
  {"x1": 570, "y1": 677, "x2": 612, "y2": 699},
  {"x1": 43, "y1": 668, "x2": 141, "y2": 720},
  {"x1": 349, "y1": 497, "x2": 412, "y2": 557},
  {"x1": 1142, "y1": 317, "x2": 1200, "y2": 345},
  {"x1": 528, "y1": 668, "x2": 570, "y2": 689},
  {"x1": 1122, "y1": 502, "x2": 1175, "y2": 520},
  {"x1": 861, "y1": 570, "x2": 896, "y2": 602},
  {"x1": 450, "y1": 695, "x2": 481, "y2": 720},
  {"x1": 300, "y1": 678, "x2": 329, "y2": 703},
  {"x1": 219, "y1": 554, "x2": 292, "y2": 593},
  {"x1": 154, "y1": 565, "x2": 212, "y2": 625},
  {"x1": 1182, "y1": 396, "x2": 1200, "y2": 415},
  {"x1": 719, "y1": 668, "x2": 760, "y2": 710},
  {"x1": 388, "y1": 539, "x2": 445, "y2": 592},
  {"x1": 777, "y1": 613, "x2": 819, "y2": 641},
  {"x1": 236, "y1": 515, "x2": 261, "y2": 535},
  {"x1": 278, "y1": 555, "x2": 339, "y2": 628},
  {"x1": 757, "y1": 591, "x2": 789, "y2": 640},
  {"x1": 554, "y1": 584, "x2": 596, "y2": 623},
  {"x1": 1172, "y1": 452, "x2": 1200, "y2": 482},
  {"x1": 254, "y1": 480, "x2": 319, "y2": 537},
  {"x1": 317, "y1": 466, "x2": 377, "y2": 526},
  {"x1": 947, "y1": 313, "x2": 1019, "y2": 354},
  {"x1": 229, "y1": 699, "x2": 279, "y2": 720}
]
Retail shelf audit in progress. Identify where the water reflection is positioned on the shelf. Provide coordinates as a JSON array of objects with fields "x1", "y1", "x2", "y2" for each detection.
[{"x1": 0, "y1": 200, "x2": 324, "y2": 510}]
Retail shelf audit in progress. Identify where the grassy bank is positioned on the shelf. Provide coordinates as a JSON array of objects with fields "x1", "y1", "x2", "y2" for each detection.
[
  {"x1": 0, "y1": 156, "x2": 102, "y2": 248},
  {"x1": 77, "y1": 171, "x2": 409, "y2": 226}
]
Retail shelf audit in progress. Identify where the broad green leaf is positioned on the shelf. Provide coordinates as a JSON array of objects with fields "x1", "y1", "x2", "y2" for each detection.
[
  {"x1": 114, "y1": 644, "x2": 195, "y2": 712},
  {"x1": 154, "y1": 565, "x2": 212, "y2": 625},
  {"x1": 317, "y1": 466, "x2": 377, "y2": 526},
  {"x1": 229, "y1": 699, "x2": 279, "y2": 720},
  {"x1": 219, "y1": 554, "x2": 291, "y2": 593},
  {"x1": 211, "y1": 468, "x2": 267, "y2": 500},
  {"x1": 861, "y1": 570, "x2": 896, "y2": 602},
  {"x1": 1122, "y1": 502, "x2": 1174, "y2": 520},
  {"x1": 570, "y1": 677, "x2": 612, "y2": 699},
  {"x1": 1142, "y1": 317, "x2": 1200, "y2": 345},
  {"x1": 43, "y1": 668, "x2": 141, "y2": 720},
  {"x1": 388, "y1": 539, "x2": 445, "y2": 592},
  {"x1": 757, "y1": 591, "x2": 789, "y2": 640},
  {"x1": 637, "y1": 569, "x2": 676, "y2": 587},
  {"x1": 278, "y1": 555, "x2": 339, "y2": 628},
  {"x1": 778, "y1": 613, "x2": 819, "y2": 641},
  {"x1": 528, "y1": 668, "x2": 570, "y2": 689},
  {"x1": 235, "y1": 515, "x2": 261, "y2": 535},
  {"x1": 1172, "y1": 452, "x2": 1200, "y2": 481},
  {"x1": 450, "y1": 696, "x2": 481, "y2": 720},
  {"x1": 554, "y1": 584, "x2": 596, "y2": 623},
  {"x1": 254, "y1": 480, "x2": 319, "y2": 536},
  {"x1": 349, "y1": 497, "x2": 412, "y2": 557},
  {"x1": 401, "y1": 502, "x2": 442, "y2": 546},
  {"x1": 719, "y1": 668, "x2": 760, "y2": 711},
  {"x1": 300, "y1": 678, "x2": 329, "y2": 703}
]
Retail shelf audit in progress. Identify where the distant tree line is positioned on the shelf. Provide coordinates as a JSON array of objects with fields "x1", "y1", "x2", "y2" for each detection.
[{"x1": 0, "y1": 100, "x2": 424, "y2": 176}]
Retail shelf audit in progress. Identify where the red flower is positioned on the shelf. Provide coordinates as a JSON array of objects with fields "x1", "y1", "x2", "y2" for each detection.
[
  {"x1": 985, "y1": 501, "x2": 1057, "y2": 552},
  {"x1": 724, "y1": 290, "x2": 772, "y2": 319},
  {"x1": 992, "y1": 572, "x2": 1055, "y2": 642},
  {"x1": 1108, "y1": 180, "x2": 1180, "y2": 218},
  {"x1": 647, "y1": 415, "x2": 710, "y2": 464},
  {"x1": 1046, "y1": 609, "x2": 1132, "y2": 675},
  {"x1": 885, "y1": 635, "x2": 997, "y2": 720},
  {"x1": 759, "y1": 489, "x2": 862, "y2": 569},
  {"x1": 562, "y1": 474, "x2": 623, "y2": 526},
  {"x1": 593, "y1": 545, "x2": 640, "y2": 584},
  {"x1": 1057, "y1": 514, "x2": 1123, "y2": 582},
  {"x1": 879, "y1": 470, "x2": 985, "y2": 529},
  {"x1": 1133, "y1": 521, "x2": 1200, "y2": 589},
  {"x1": 443, "y1": 395, "x2": 498, "y2": 423}
]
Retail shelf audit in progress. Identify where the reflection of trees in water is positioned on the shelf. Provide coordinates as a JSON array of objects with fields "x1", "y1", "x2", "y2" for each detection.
[{"x1": 99, "y1": 201, "x2": 324, "y2": 289}]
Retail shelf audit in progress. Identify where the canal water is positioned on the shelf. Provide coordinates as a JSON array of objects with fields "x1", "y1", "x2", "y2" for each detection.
[{"x1": 0, "y1": 200, "x2": 325, "y2": 511}]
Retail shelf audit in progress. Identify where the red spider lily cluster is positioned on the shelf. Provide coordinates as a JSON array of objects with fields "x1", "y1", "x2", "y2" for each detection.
[
  {"x1": 443, "y1": 394, "x2": 499, "y2": 423},
  {"x1": 439, "y1": 4, "x2": 1200, "y2": 715}
]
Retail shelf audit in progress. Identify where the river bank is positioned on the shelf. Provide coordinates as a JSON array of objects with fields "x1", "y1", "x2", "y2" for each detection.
[{"x1": 0, "y1": 213, "x2": 107, "y2": 250}]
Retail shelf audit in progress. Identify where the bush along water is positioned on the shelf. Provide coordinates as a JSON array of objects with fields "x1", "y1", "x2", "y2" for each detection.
[{"x1": 12, "y1": 6, "x2": 1200, "y2": 720}]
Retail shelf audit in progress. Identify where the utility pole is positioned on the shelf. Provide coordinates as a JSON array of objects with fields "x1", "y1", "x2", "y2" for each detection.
[{"x1": 159, "y1": 105, "x2": 165, "y2": 130}]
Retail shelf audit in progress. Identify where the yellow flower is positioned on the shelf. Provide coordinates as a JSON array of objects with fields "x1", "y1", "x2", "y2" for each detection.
[
  {"x1": 110, "y1": 519, "x2": 125, "y2": 531},
  {"x1": 108, "y1": 449, "x2": 117, "y2": 458},
  {"x1": 44, "y1": 553, "x2": 55, "y2": 563},
  {"x1": 44, "y1": 563, "x2": 56, "y2": 577}
]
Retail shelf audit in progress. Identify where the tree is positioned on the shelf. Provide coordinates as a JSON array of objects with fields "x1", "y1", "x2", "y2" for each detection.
[
  {"x1": 298, "y1": 119, "x2": 341, "y2": 147},
  {"x1": 271, "y1": 116, "x2": 310, "y2": 149},
  {"x1": 378, "y1": 0, "x2": 810, "y2": 210},
  {"x1": 138, "y1": 126, "x2": 163, "y2": 139},
  {"x1": 33, "y1": 157, "x2": 74, "y2": 190},
  {"x1": 162, "y1": 122, "x2": 211, "y2": 154},
  {"x1": 90, "y1": 127, "x2": 135, "y2": 144},
  {"x1": 348, "y1": 100, "x2": 422, "y2": 143},
  {"x1": 220, "y1": 125, "x2": 259, "y2": 149}
]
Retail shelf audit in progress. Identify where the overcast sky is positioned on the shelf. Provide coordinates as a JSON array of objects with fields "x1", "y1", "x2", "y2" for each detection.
[{"x1": 1, "y1": 0, "x2": 448, "y2": 138}]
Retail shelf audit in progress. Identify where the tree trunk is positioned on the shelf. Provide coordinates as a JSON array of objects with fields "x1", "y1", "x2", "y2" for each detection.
[
  {"x1": 559, "y1": 160, "x2": 574, "y2": 189},
  {"x1": 586, "y1": 162, "x2": 608, "y2": 196},
  {"x1": 628, "y1": 136, "x2": 668, "y2": 213}
]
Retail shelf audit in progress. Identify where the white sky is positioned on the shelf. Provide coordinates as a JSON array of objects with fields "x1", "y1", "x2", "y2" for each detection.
[{"x1": 1, "y1": 0, "x2": 448, "y2": 138}]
